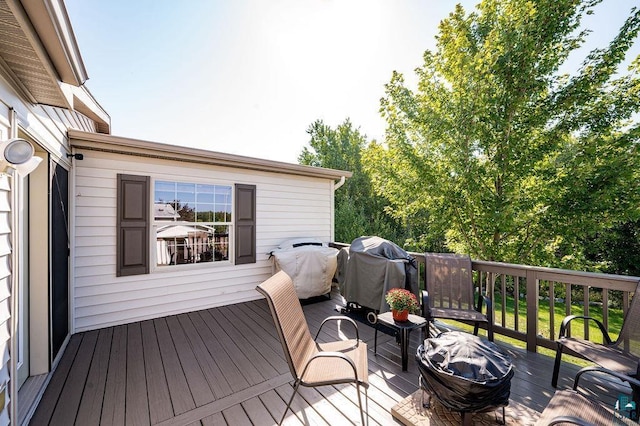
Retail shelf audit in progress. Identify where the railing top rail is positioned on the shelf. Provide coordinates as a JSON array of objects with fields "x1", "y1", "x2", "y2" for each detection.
[
  {"x1": 472, "y1": 259, "x2": 639, "y2": 286},
  {"x1": 332, "y1": 242, "x2": 639, "y2": 291}
]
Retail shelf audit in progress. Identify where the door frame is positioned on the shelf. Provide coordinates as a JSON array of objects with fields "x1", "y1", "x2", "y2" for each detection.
[
  {"x1": 16, "y1": 168, "x2": 30, "y2": 388},
  {"x1": 27, "y1": 150, "x2": 50, "y2": 376}
]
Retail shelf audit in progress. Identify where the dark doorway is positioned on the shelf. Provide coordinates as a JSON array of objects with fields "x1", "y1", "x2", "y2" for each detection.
[{"x1": 51, "y1": 163, "x2": 69, "y2": 361}]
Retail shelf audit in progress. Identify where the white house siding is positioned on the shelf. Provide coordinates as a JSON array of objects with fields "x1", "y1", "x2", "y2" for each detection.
[
  {"x1": 73, "y1": 151, "x2": 336, "y2": 332},
  {"x1": 0, "y1": 175, "x2": 11, "y2": 426}
]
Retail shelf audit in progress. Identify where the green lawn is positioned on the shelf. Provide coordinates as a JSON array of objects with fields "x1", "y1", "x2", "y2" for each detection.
[
  {"x1": 492, "y1": 295, "x2": 624, "y2": 342},
  {"x1": 436, "y1": 295, "x2": 625, "y2": 364}
]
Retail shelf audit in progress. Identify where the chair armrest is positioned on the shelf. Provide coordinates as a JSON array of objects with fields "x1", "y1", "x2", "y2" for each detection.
[
  {"x1": 547, "y1": 416, "x2": 596, "y2": 426},
  {"x1": 314, "y1": 315, "x2": 359, "y2": 343},
  {"x1": 574, "y1": 365, "x2": 640, "y2": 391},
  {"x1": 421, "y1": 290, "x2": 431, "y2": 320},
  {"x1": 300, "y1": 351, "x2": 359, "y2": 383},
  {"x1": 558, "y1": 315, "x2": 613, "y2": 344}
]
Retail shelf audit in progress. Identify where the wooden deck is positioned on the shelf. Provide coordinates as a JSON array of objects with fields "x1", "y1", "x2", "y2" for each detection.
[{"x1": 27, "y1": 292, "x2": 608, "y2": 425}]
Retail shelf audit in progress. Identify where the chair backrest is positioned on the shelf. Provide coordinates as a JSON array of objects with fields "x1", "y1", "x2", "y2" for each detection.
[
  {"x1": 615, "y1": 280, "x2": 640, "y2": 357},
  {"x1": 424, "y1": 253, "x2": 476, "y2": 310},
  {"x1": 256, "y1": 271, "x2": 317, "y2": 380}
]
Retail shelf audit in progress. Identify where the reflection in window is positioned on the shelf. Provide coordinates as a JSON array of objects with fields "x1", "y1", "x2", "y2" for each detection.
[{"x1": 154, "y1": 181, "x2": 231, "y2": 266}]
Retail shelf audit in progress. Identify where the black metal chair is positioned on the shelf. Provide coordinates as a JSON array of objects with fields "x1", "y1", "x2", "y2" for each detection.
[
  {"x1": 551, "y1": 280, "x2": 640, "y2": 389},
  {"x1": 422, "y1": 253, "x2": 493, "y2": 341},
  {"x1": 539, "y1": 366, "x2": 640, "y2": 425}
]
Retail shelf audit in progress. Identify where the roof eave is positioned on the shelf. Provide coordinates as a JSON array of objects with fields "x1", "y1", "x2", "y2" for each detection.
[
  {"x1": 72, "y1": 86, "x2": 111, "y2": 133},
  {"x1": 19, "y1": 0, "x2": 88, "y2": 86},
  {"x1": 68, "y1": 130, "x2": 353, "y2": 180}
]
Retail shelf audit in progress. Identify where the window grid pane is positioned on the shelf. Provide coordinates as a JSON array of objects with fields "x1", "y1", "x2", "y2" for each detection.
[{"x1": 154, "y1": 180, "x2": 232, "y2": 266}]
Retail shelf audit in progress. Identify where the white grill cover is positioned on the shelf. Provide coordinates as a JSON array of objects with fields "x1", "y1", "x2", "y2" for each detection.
[{"x1": 271, "y1": 239, "x2": 339, "y2": 299}]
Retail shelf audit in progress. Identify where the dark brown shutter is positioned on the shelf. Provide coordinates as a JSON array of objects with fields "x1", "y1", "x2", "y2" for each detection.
[
  {"x1": 117, "y1": 174, "x2": 150, "y2": 276},
  {"x1": 235, "y1": 184, "x2": 256, "y2": 264}
]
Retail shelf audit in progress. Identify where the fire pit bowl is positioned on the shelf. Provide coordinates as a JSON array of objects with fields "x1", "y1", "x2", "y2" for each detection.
[{"x1": 416, "y1": 331, "x2": 514, "y2": 423}]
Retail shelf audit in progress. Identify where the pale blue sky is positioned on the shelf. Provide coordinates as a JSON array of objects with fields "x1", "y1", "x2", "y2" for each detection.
[{"x1": 65, "y1": 0, "x2": 639, "y2": 164}]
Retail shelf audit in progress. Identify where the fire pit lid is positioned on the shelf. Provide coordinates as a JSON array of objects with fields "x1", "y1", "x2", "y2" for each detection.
[
  {"x1": 417, "y1": 331, "x2": 514, "y2": 413},
  {"x1": 424, "y1": 331, "x2": 512, "y2": 382}
]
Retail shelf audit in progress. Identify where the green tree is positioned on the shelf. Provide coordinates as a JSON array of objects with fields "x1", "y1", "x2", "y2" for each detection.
[
  {"x1": 299, "y1": 119, "x2": 403, "y2": 244},
  {"x1": 367, "y1": 0, "x2": 640, "y2": 264},
  {"x1": 583, "y1": 219, "x2": 640, "y2": 276}
]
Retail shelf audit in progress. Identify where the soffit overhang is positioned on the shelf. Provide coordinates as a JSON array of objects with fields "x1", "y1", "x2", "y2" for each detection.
[
  {"x1": 0, "y1": 0, "x2": 110, "y2": 133},
  {"x1": 0, "y1": 0, "x2": 86, "y2": 107},
  {"x1": 20, "y1": 0, "x2": 87, "y2": 86},
  {"x1": 0, "y1": 0, "x2": 68, "y2": 106}
]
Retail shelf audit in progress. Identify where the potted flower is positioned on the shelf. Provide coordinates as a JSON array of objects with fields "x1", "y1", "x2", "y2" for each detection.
[{"x1": 385, "y1": 288, "x2": 419, "y2": 322}]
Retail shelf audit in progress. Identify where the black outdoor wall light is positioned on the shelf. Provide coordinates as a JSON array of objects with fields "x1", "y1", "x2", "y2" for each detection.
[{"x1": 67, "y1": 153, "x2": 84, "y2": 160}]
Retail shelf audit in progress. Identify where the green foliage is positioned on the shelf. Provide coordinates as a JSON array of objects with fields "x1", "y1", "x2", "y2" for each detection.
[
  {"x1": 583, "y1": 219, "x2": 640, "y2": 276},
  {"x1": 367, "y1": 0, "x2": 640, "y2": 265},
  {"x1": 298, "y1": 119, "x2": 405, "y2": 244}
]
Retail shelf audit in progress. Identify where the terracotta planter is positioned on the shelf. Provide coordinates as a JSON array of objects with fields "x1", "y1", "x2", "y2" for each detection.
[{"x1": 392, "y1": 309, "x2": 409, "y2": 322}]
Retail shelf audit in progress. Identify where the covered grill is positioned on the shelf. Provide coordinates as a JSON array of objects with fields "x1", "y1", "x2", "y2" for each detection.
[
  {"x1": 416, "y1": 331, "x2": 513, "y2": 419},
  {"x1": 338, "y1": 236, "x2": 418, "y2": 313},
  {"x1": 270, "y1": 238, "x2": 339, "y2": 299}
]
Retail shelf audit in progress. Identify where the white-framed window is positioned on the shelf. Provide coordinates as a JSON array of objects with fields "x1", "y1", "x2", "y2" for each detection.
[{"x1": 153, "y1": 180, "x2": 232, "y2": 266}]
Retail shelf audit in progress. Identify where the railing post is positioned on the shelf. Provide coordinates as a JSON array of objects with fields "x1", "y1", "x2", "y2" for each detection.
[{"x1": 526, "y1": 269, "x2": 538, "y2": 352}]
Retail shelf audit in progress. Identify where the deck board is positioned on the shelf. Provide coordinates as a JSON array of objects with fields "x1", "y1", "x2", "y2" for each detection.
[
  {"x1": 200, "y1": 412, "x2": 225, "y2": 426},
  {"x1": 28, "y1": 333, "x2": 82, "y2": 425},
  {"x1": 76, "y1": 328, "x2": 112, "y2": 424},
  {"x1": 241, "y1": 396, "x2": 276, "y2": 426},
  {"x1": 202, "y1": 413, "x2": 227, "y2": 426},
  {"x1": 126, "y1": 322, "x2": 151, "y2": 426},
  {"x1": 176, "y1": 313, "x2": 232, "y2": 399},
  {"x1": 154, "y1": 317, "x2": 196, "y2": 415},
  {"x1": 186, "y1": 310, "x2": 250, "y2": 392},
  {"x1": 101, "y1": 324, "x2": 128, "y2": 425},
  {"x1": 17, "y1": 373, "x2": 47, "y2": 424},
  {"x1": 29, "y1": 289, "x2": 621, "y2": 425},
  {"x1": 313, "y1": 383, "x2": 374, "y2": 425},
  {"x1": 165, "y1": 316, "x2": 216, "y2": 406},
  {"x1": 221, "y1": 404, "x2": 252, "y2": 425},
  {"x1": 205, "y1": 307, "x2": 283, "y2": 377},
  {"x1": 258, "y1": 389, "x2": 304, "y2": 426},
  {"x1": 235, "y1": 302, "x2": 281, "y2": 345},
  {"x1": 217, "y1": 305, "x2": 289, "y2": 374},
  {"x1": 140, "y1": 320, "x2": 173, "y2": 424},
  {"x1": 274, "y1": 383, "x2": 330, "y2": 426},
  {"x1": 197, "y1": 309, "x2": 266, "y2": 386},
  {"x1": 298, "y1": 384, "x2": 364, "y2": 425},
  {"x1": 49, "y1": 330, "x2": 98, "y2": 425}
]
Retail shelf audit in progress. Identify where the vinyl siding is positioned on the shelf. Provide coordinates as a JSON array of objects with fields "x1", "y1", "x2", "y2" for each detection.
[
  {"x1": 0, "y1": 175, "x2": 10, "y2": 426},
  {"x1": 73, "y1": 151, "x2": 335, "y2": 332}
]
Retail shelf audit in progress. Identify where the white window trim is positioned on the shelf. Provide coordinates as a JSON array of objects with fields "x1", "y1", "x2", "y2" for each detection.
[{"x1": 149, "y1": 177, "x2": 234, "y2": 273}]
